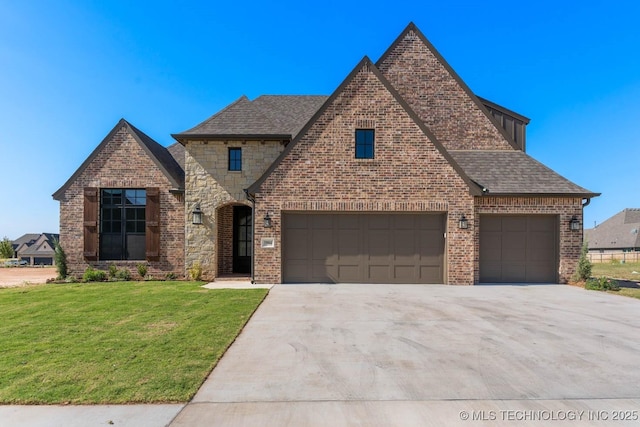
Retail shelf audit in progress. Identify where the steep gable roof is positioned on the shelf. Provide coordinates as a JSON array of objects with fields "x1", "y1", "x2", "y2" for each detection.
[
  {"x1": 172, "y1": 95, "x2": 327, "y2": 142},
  {"x1": 585, "y1": 209, "x2": 640, "y2": 249},
  {"x1": 53, "y1": 119, "x2": 184, "y2": 200},
  {"x1": 248, "y1": 56, "x2": 482, "y2": 196},
  {"x1": 376, "y1": 22, "x2": 519, "y2": 151},
  {"x1": 449, "y1": 150, "x2": 599, "y2": 197},
  {"x1": 11, "y1": 233, "x2": 40, "y2": 249},
  {"x1": 167, "y1": 142, "x2": 185, "y2": 170}
]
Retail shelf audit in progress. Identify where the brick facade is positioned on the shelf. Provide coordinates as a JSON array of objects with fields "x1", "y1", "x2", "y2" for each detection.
[
  {"x1": 58, "y1": 24, "x2": 592, "y2": 286},
  {"x1": 253, "y1": 63, "x2": 476, "y2": 285},
  {"x1": 58, "y1": 125, "x2": 185, "y2": 278},
  {"x1": 378, "y1": 28, "x2": 514, "y2": 151},
  {"x1": 217, "y1": 204, "x2": 234, "y2": 276}
]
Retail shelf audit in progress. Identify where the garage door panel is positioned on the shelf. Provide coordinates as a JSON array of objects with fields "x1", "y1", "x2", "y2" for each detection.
[
  {"x1": 481, "y1": 216, "x2": 503, "y2": 232},
  {"x1": 368, "y1": 218, "x2": 390, "y2": 231},
  {"x1": 311, "y1": 230, "x2": 332, "y2": 259},
  {"x1": 338, "y1": 265, "x2": 361, "y2": 282},
  {"x1": 394, "y1": 265, "x2": 415, "y2": 281},
  {"x1": 369, "y1": 265, "x2": 390, "y2": 282},
  {"x1": 502, "y1": 232, "x2": 526, "y2": 262},
  {"x1": 527, "y1": 233, "x2": 555, "y2": 262},
  {"x1": 394, "y1": 230, "x2": 416, "y2": 257},
  {"x1": 528, "y1": 216, "x2": 555, "y2": 231},
  {"x1": 286, "y1": 214, "x2": 308, "y2": 228},
  {"x1": 420, "y1": 265, "x2": 442, "y2": 282},
  {"x1": 480, "y1": 215, "x2": 557, "y2": 283},
  {"x1": 479, "y1": 232, "x2": 501, "y2": 262},
  {"x1": 284, "y1": 230, "x2": 308, "y2": 260},
  {"x1": 283, "y1": 213, "x2": 444, "y2": 284},
  {"x1": 502, "y1": 216, "x2": 527, "y2": 232},
  {"x1": 480, "y1": 263, "x2": 502, "y2": 282},
  {"x1": 502, "y1": 263, "x2": 527, "y2": 282},
  {"x1": 418, "y1": 230, "x2": 443, "y2": 258}
]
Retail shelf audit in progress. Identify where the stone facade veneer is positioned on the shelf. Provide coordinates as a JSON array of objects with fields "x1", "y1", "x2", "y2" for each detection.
[{"x1": 184, "y1": 139, "x2": 284, "y2": 279}]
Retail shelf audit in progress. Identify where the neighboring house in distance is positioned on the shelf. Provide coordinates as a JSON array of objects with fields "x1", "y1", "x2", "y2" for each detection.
[
  {"x1": 12, "y1": 233, "x2": 60, "y2": 265},
  {"x1": 585, "y1": 209, "x2": 640, "y2": 253},
  {"x1": 54, "y1": 22, "x2": 598, "y2": 284}
]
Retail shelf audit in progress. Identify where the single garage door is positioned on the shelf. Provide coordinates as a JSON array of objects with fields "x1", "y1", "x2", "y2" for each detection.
[
  {"x1": 480, "y1": 215, "x2": 558, "y2": 283},
  {"x1": 282, "y1": 213, "x2": 445, "y2": 284}
]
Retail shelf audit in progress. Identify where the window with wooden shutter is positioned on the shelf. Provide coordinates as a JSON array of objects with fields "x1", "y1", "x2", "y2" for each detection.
[
  {"x1": 145, "y1": 187, "x2": 160, "y2": 261},
  {"x1": 83, "y1": 187, "x2": 99, "y2": 260}
]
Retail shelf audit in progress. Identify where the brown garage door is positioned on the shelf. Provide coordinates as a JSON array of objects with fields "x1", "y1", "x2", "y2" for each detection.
[
  {"x1": 480, "y1": 215, "x2": 558, "y2": 283},
  {"x1": 283, "y1": 213, "x2": 445, "y2": 284}
]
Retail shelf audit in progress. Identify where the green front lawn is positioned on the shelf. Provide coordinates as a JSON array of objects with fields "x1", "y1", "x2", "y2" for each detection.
[
  {"x1": 0, "y1": 281, "x2": 268, "y2": 404},
  {"x1": 616, "y1": 288, "x2": 640, "y2": 299},
  {"x1": 592, "y1": 261, "x2": 640, "y2": 281}
]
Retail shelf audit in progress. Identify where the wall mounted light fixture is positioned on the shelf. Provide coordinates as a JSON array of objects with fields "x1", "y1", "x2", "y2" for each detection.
[
  {"x1": 569, "y1": 215, "x2": 580, "y2": 231},
  {"x1": 192, "y1": 203, "x2": 203, "y2": 225},
  {"x1": 264, "y1": 212, "x2": 273, "y2": 228},
  {"x1": 459, "y1": 215, "x2": 469, "y2": 230}
]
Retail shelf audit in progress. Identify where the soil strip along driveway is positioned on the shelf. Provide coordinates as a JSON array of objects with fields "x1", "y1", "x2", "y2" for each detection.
[
  {"x1": 0, "y1": 267, "x2": 56, "y2": 288},
  {"x1": 172, "y1": 284, "x2": 640, "y2": 427}
]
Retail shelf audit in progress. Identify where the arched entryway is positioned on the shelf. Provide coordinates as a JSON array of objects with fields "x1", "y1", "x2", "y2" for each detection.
[{"x1": 217, "y1": 203, "x2": 252, "y2": 276}]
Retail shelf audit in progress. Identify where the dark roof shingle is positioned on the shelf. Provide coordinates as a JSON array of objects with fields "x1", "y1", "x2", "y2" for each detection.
[
  {"x1": 585, "y1": 209, "x2": 640, "y2": 249},
  {"x1": 53, "y1": 119, "x2": 185, "y2": 200},
  {"x1": 449, "y1": 150, "x2": 598, "y2": 196},
  {"x1": 173, "y1": 95, "x2": 328, "y2": 141}
]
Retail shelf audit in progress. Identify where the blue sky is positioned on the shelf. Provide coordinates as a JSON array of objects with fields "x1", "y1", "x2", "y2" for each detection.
[{"x1": 0, "y1": 0, "x2": 638, "y2": 240}]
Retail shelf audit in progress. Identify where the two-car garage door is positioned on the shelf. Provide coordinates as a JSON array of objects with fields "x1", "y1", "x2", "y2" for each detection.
[
  {"x1": 479, "y1": 215, "x2": 558, "y2": 283},
  {"x1": 282, "y1": 213, "x2": 445, "y2": 284}
]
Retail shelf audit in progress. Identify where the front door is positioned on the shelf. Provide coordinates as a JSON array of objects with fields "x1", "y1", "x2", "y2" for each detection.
[{"x1": 233, "y1": 206, "x2": 252, "y2": 274}]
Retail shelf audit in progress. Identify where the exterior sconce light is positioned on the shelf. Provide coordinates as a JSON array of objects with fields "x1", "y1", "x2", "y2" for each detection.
[
  {"x1": 264, "y1": 212, "x2": 273, "y2": 228},
  {"x1": 569, "y1": 215, "x2": 580, "y2": 231},
  {"x1": 192, "y1": 203, "x2": 203, "y2": 225},
  {"x1": 459, "y1": 215, "x2": 469, "y2": 230}
]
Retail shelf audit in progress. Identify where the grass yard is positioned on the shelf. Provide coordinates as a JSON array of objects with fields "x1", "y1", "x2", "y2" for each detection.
[
  {"x1": 592, "y1": 261, "x2": 640, "y2": 281},
  {"x1": 0, "y1": 281, "x2": 268, "y2": 404},
  {"x1": 616, "y1": 288, "x2": 640, "y2": 299}
]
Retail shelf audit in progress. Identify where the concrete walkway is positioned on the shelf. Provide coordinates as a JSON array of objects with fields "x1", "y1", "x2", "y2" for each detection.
[{"x1": 171, "y1": 284, "x2": 640, "y2": 426}]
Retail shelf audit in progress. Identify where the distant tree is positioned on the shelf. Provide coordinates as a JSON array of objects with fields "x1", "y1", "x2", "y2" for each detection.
[
  {"x1": 53, "y1": 238, "x2": 68, "y2": 279},
  {"x1": 0, "y1": 237, "x2": 14, "y2": 259}
]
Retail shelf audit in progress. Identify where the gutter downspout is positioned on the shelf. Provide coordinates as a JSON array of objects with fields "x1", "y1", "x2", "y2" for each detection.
[
  {"x1": 244, "y1": 189, "x2": 256, "y2": 284},
  {"x1": 582, "y1": 198, "x2": 591, "y2": 207}
]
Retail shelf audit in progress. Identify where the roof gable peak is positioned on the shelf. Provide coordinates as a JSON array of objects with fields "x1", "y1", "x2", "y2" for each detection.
[
  {"x1": 377, "y1": 22, "x2": 520, "y2": 151},
  {"x1": 53, "y1": 119, "x2": 183, "y2": 200},
  {"x1": 248, "y1": 55, "x2": 481, "y2": 196}
]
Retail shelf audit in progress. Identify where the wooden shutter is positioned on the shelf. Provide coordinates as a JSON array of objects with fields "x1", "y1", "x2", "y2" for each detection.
[
  {"x1": 145, "y1": 187, "x2": 160, "y2": 261},
  {"x1": 83, "y1": 187, "x2": 98, "y2": 260}
]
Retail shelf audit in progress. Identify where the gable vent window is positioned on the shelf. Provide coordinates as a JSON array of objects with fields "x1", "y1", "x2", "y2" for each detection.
[
  {"x1": 355, "y1": 129, "x2": 375, "y2": 159},
  {"x1": 229, "y1": 147, "x2": 242, "y2": 171}
]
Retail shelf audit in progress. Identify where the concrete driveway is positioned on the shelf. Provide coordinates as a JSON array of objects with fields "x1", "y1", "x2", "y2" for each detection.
[{"x1": 172, "y1": 284, "x2": 640, "y2": 426}]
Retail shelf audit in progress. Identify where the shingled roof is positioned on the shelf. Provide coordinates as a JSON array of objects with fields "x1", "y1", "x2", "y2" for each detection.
[
  {"x1": 585, "y1": 209, "x2": 640, "y2": 250},
  {"x1": 172, "y1": 95, "x2": 328, "y2": 142},
  {"x1": 449, "y1": 150, "x2": 598, "y2": 197},
  {"x1": 53, "y1": 119, "x2": 184, "y2": 200}
]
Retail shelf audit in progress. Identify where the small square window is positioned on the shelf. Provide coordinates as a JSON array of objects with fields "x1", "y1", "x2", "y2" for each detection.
[
  {"x1": 229, "y1": 148, "x2": 242, "y2": 171},
  {"x1": 355, "y1": 129, "x2": 374, "y2": 159}
]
